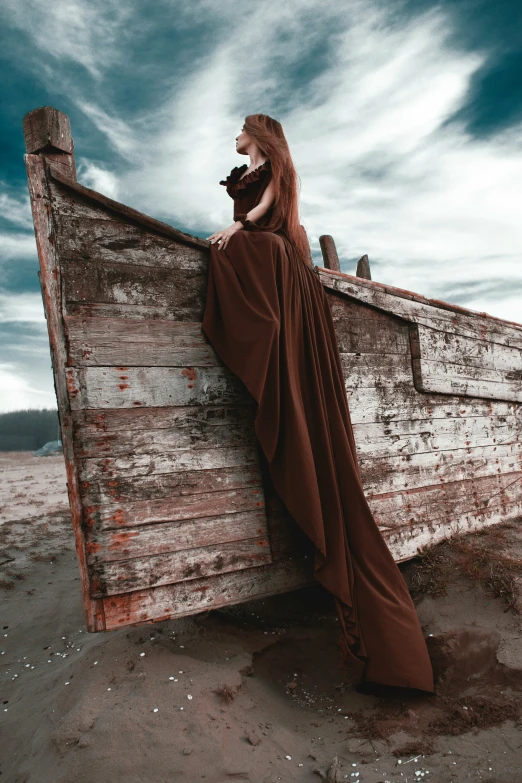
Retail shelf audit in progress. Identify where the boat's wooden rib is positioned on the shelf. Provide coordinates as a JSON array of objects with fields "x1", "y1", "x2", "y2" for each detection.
[{"x1": 24, "y1": 106, "x2": 522, "y2": 632}]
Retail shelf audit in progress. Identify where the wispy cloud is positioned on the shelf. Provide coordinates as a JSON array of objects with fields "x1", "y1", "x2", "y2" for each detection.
[
  {"x1": 0, "y1": 292, "x2": 45, "y2": 323},
  {"x1": 77, "y1": 159, "x2": 121, "y2": 200},
  {"x1": 0, "y1": 190, "x2": 34, "y2": 230},
  {"x1": 0, "y1": 232, "x2": 36, "y2": 262},
  {"x1": 2, "y1": 0, "x2": 135, "y2": 78},
  {"x1": 1, "y1": 0, "x2": 521, "y2": 413}
]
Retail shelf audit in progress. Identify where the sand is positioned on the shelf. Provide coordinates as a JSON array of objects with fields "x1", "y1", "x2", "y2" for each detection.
[{"x1": 1, "y1": 451, "x2": 521, "y2": 782}]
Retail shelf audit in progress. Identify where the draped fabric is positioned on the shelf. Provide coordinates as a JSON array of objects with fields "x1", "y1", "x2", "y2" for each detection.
[{"x1": 201, "y1": 160, "x2": 434, "y2": 691}]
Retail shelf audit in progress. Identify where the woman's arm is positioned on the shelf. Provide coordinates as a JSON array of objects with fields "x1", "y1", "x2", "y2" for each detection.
[{"x1": 207, "y1": 179, "x2": 276, "y2": 250}]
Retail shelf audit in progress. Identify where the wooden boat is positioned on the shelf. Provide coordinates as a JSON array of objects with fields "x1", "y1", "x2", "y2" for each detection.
[{"x1": 23, "y1": 106, "x2": 522, "y2": 633}]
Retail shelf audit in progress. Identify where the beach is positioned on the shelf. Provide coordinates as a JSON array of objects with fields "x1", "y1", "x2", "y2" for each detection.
[{"x1": 1, "y1": 451, "x2": 521, "y2": 782}]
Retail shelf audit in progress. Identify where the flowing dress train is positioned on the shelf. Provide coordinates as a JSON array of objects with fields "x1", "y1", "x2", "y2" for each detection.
[{"x1": 201, "y1": 160, "x2": 434, "y2": 692}]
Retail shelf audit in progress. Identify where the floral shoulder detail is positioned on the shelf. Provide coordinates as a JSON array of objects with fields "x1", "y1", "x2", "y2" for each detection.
[{"x1": 219, "y1": 160, "x2": 271, "y2": 194}]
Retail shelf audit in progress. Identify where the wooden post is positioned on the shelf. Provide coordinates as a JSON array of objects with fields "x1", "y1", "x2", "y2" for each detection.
[
  {"x1": 319, "y1": 235, "x2": 341, "y2": 272},
  {"x1": 24, "y1": 107, "x2": 105, "y2": 631},
  {"x1": 23, "y1": 106, "x2": 76, "y2": 180},
  {"x1": 356, "y1": 253, "x2": 371, "y2": 280}
]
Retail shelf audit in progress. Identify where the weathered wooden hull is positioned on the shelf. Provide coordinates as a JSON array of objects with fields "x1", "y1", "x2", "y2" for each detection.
[{"x1": 24, "y1": 107, "x2": 522, "y2": 632}]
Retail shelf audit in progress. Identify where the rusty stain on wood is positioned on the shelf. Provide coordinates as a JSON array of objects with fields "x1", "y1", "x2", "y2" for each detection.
[{"x1": 24, "y1": 105, "x2": 522, "y2": 633}]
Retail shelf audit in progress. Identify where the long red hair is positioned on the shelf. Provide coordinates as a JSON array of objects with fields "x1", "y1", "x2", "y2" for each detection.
[{"x1": 243, "y1": 113, "x2": 313, "y2": 268}]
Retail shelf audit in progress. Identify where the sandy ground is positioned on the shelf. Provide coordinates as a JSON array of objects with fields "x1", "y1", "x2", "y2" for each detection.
[{"x1": 1, "y1": 451, "x2": 521, "y2": 783}]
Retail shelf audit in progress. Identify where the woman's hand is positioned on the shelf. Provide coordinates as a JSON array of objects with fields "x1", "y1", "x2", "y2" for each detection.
[{"x1": 206, "y1": 222, "x2": 242, "y2": 251}]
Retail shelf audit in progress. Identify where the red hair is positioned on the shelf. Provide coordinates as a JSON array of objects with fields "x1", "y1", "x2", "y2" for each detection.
[{"x1": 243, "y1": 113, "x2": 313, "y2": 268}]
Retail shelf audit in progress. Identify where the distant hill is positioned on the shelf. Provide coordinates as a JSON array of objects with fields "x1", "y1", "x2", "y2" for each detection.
[{"x1": 0, "y1": 409, "x2": 60, "y2": 451}]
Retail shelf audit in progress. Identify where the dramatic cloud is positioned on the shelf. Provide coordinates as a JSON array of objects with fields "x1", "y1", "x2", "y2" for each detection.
[{"x1": 0, "y1": 0, "x2": 521, "y2": 411}]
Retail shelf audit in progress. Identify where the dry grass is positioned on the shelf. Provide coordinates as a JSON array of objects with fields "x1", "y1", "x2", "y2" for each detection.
[
  {"x1": 409, "y1": 520, "x2": 522, "y2": 612},
  {"x1": 212, "y1": 684, "x2": 237, "y2": 704}
]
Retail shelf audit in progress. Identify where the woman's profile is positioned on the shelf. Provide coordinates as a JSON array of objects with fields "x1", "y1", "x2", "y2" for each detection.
[{"x1": 202, "y1": 113, "x2": 434, "y2": 694}]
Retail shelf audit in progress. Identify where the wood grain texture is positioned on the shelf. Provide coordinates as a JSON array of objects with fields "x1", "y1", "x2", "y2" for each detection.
[
  {"x1": 410, "y1": 323, "x2": 522, "y2": 402},
  {"x1": 24, "y1": 154, "x2": 104, "y2": 631},
  {"x1": 319, "y1": 268, "x2": 522, "y2": 348},
  {"x1": 102, "y1": 557, "x2": 315, "y2": 630},
  {"x1": 90, "y1": 536, "x2": 274, "y2": 598},
  {"x1": 23, "y1": 107, "x2": 73, "y2": 155}
]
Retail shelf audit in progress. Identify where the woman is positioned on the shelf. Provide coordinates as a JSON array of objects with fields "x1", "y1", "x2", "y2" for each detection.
[{"x1": 202, "y1": 114, "x2": 434, "y2": 693}]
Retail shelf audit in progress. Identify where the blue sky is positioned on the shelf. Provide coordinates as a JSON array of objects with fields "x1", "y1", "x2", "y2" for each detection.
[{"x1": 0, "y1": 0, "x2": 521, "y2": 412}]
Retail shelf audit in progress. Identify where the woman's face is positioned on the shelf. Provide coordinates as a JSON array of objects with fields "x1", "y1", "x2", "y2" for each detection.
[{"x1": 235, "y1": 125, "x2": 251, "y2": 155}]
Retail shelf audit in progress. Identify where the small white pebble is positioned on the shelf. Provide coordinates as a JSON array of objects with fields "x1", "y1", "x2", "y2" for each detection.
[
  {"x1": 62, "y1": 637, "x2": 66, "y2": 640},
  {"x1": 187, "y1": 694, "x2": 192, "y2": 700},
  {"x1": 179, "y1": 670, "x2": 183, "y2": 674},
  {"x1": 352, "y1": 764, "x2": 357, "y2": 767},
  {"x1": 398, "y1": 760, "x2": 402, "y2": 765},
  {"x1": 153, "y1": 708, "x2": 159, "y2": 713},
  {"x1": 298, "y1": 764, "x2": 303, "y2": 767},
  {"x1": 180, "y1": 645, "x2": 184, "y2": 648},
  {"x1": 107, "y1": 688, "x2": 111, "y2": 691},
  {"x1": 65, "y1": 681, "x2": 70, "y2": 685},
  {"x1": 180, "y1": 707, "x2": 184, "y2": 710},
  {"x1": 285, "y1": 755, "x2": 291, "y2": 760},
  {"x1": 94, "y1": 661, "x2": 98, "y2": 665},
  {"x1": 169, "y1": 677, "x2": 175, "y2": 681}
]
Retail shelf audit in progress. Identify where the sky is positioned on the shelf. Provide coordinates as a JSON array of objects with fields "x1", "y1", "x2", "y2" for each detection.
[{"x1": 0, "y1": 0, "x2": 521, "y2": 412}]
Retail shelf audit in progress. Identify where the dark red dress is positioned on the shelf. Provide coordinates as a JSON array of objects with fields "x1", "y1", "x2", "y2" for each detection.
[{"x1": 201, "y1": 160, "x2": 434, "y2": 692}]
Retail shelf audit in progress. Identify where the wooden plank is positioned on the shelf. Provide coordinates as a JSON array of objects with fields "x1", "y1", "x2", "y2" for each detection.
[
  {"x1": 67, "y1": 361, "x2": 421, "y2": 412},
  {"x1": 414, "y1": 324, "x2": 522, "y2": 373},
  {"x1": 410, "y1": 324, "x2": 522, "y2": 402},
  {"x1": 84, "y1": 487, "x2": 266, "y2": 532},
  {"x1": 359, "y1": 441, "x2": 522, "y2": 495},
  {"x1": 66, "y1": 302, "x2": 175, "y2": 320},
  {"x1": 102, "y1": 557, "x2": 315, "y2": 629},
  {"x1": 61, "y1": 258, "x2": 207, "y2": 322},
  {"x1": 328, "y1": 299, "x2": 411, "y2": 355},
  {"x1": 75, "y1": 403, "x2": 255, "y2": 433},
  {"x1": 367, "y1": 471, "x2": 522, "y2": 530},
  {"x1": 340, "y1": 353, "x2": 412, "y2": 387},
  {"x1": 49, "y1": 166, "x2": 209, "y2": 251},
  {"x1": 65, "y1": 316, "x2": 215, "y2": 367},
  {"x1": 80, "y1": 462, "x2": 261, "y2": 505},
  {"x1": 90, "y1": 537, "x2": 273, "y2": 598},
  {"x1": 414, "y1": 360, "x2": 522, "y2": 402},
  {"x1": 86, "y1": 508, "x2": 270, "y2": 562},
  {"x1": 53, "y1": 214, "x2": 208, "y2": 272},
  {"x1": 77, "y1": 444, "x2": 259, "y2": 481},
  {"x1": 346, "y1": 384, "x2": 520, "y2": 425},
  {"x1": 25, "y1": 154, "x2": 105, "y2": 631},
  {"x1": 65, "y1": 365, "x2": 248, "y2": 410},
  {"x1": 73, "y1": 404, "x2": 257, "y2": 460},
  {"x1": 320, "y1": 269, "x2": 522, "y2": 349},
  {"x1": 385, "y1": 477, "x2": 522, "y2": 561},
  {"x1": 353, "y1": 411, "x2": 521, "y2": 458}
]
